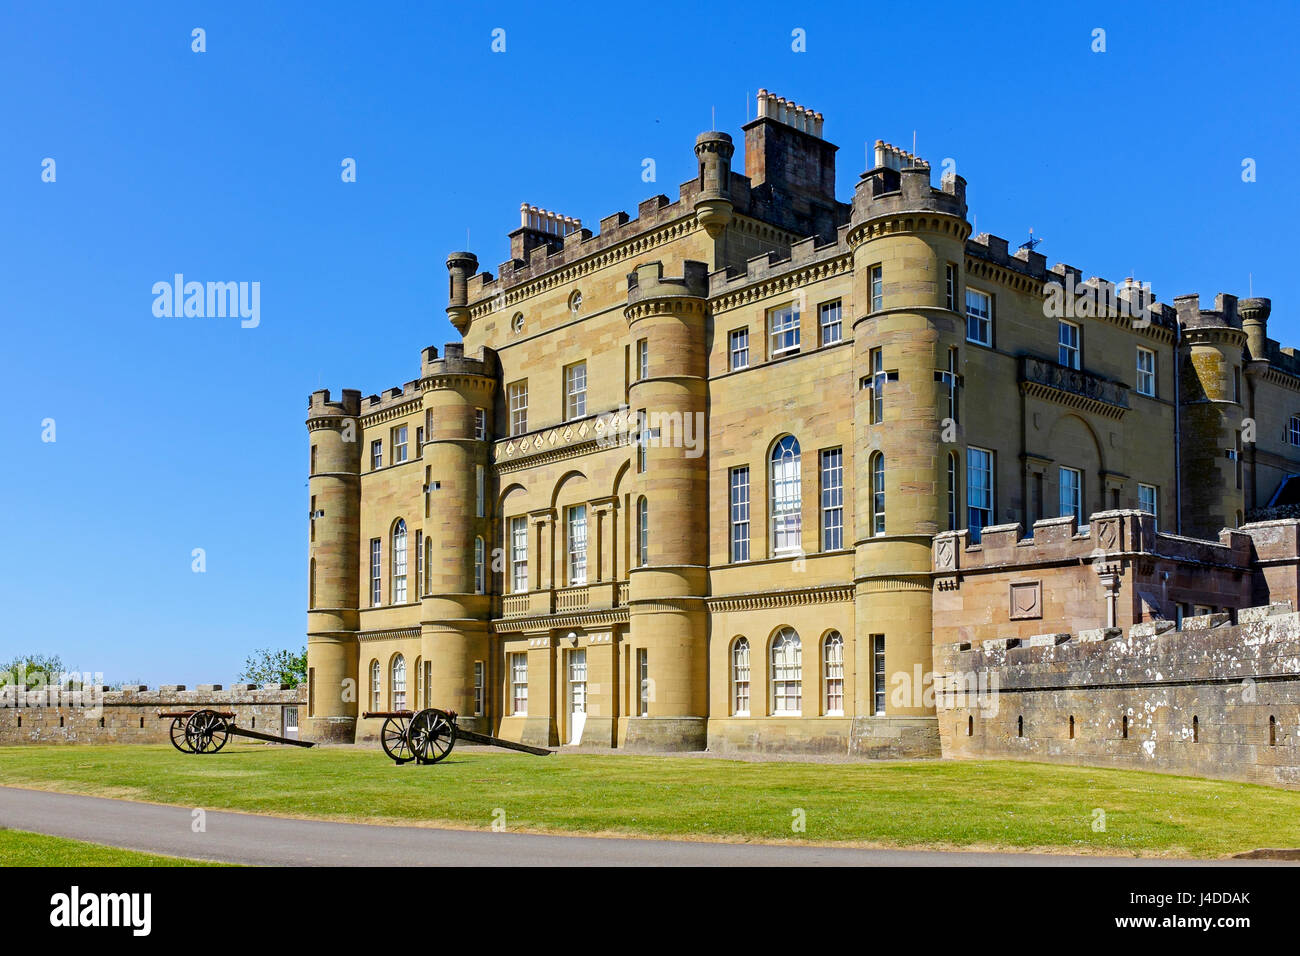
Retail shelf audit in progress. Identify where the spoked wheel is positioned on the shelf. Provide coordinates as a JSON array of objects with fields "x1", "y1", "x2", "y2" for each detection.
[
  {"x1": 169, "y1": 715, "x2": 196, "y2": 753},
  {"x1": 409, "y1": 708, "x2": 457, "y2": 765},
  {"x1": 184, "y1": 710, "x2": 230, "y2": 754},
  {"x1": 380, "y1": 716, "x2": 415, "y2": 764}
]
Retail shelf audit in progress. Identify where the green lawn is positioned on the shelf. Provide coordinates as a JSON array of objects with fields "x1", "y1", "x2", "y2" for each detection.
[
  {"x1": 0, "y1": 827, "x2": 227, "y2": 866},
  {"x1": 1, "y1": 744, "x2": 1297, "y2": 858}
]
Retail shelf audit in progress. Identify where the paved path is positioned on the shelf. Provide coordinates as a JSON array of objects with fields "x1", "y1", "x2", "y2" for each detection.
[{"x1": 0, "y1": 786, "x2": 1280, "y2": 866}]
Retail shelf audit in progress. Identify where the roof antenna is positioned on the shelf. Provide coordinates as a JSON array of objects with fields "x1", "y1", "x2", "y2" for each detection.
[
  {"x1": 712, "y1": 105, "x2": 716, "y2": 131},
  {"x1": 912, "y1": 130, "x2": 917, "y2": 165},
  {"x1": 1249, "y1": 272, "x2": 1254, "y2": 296}
]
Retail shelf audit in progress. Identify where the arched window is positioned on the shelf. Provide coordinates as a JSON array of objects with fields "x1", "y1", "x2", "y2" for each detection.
[
  {"x1": 391, "y1": 654, "x2": 407, "y2": 710},
  {"x1": 415, "y1": 657, "x2": 424, "y2": 709},
  {"x1": 731, "y1": 638, "x2": 750, "y2": 716},
  {"x1": 370, "y1": 659, "x2": 381, "y2": 710},
  {"x1": 1069, "y1": 715, "x2": 1075, "y2": 739},
  {"x1": 392, "y1": 519, "x2": 408, "y2": 603},
  {"x1": 308, "y1": 558, "x2": 316, "y2": 609},
  {"x1": 1192, "y1": 715, "x2": 1199, "y2": 743},
  {"x1": 870, "y1": 452, "x2": 885, "y2": 535},
  {"x1": 823, "y1": 631, "x2": 844, "y2": 715},
  {"x1": 474, "y1": 536, "x2": 485, "y2": 594},
  {"x1": 770, "y1": 628, "x2": 802, "y2": 714},
  {"x1": 771, "y1": 436, "x2": 802, "y2": 553},
  {"x1": 637, "y1": 497, "x2": 648, "y2": 567}
]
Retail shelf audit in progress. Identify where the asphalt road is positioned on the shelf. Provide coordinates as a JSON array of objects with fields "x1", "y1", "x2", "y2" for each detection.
[{"x1": 0, "y1": 786, "x2": 1280, "y2": 866}]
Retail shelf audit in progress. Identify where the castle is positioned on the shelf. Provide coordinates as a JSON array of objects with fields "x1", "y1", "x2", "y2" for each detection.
[{"x1": 303, "y1": 90, "x2": 1300, "y2": 772}]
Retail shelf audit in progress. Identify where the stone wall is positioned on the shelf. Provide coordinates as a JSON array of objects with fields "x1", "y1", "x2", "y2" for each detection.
[
  {"x1": 0, "y1": 684, "x2": 306, "y2": 746},
  {"x1": 934, "y1": 603, "x2": 1300, "y2": 788}
]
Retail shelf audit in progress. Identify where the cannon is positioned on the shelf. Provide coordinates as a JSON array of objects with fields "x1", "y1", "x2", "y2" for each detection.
[
  {"x1": 363, "y1": 708, "x2": 553, "y2": 764},
  {"x1": 160, "y1": 709, "x2": 315, "y2": 754}
]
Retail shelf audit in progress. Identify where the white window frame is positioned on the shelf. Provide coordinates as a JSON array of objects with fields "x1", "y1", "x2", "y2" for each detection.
[
  {"x1": 391, "y1": 654, "x2": 406, "y2": 711},
  {"x1": 730, "y1": 467, "x2": 751, "y2": 562},
  {"x1": 869, "y1": 347, "x2": 885, "y2": 423},
  {"x1": 821, "y1": 448, "x2": 843, "y2": 550},
  {"x1": 871, "y1": 452, "x2": 885, "y2": 536},
  {"x1": 768, "y1": 304, "x2": 800, "y2": 357},
  {"x1": 872, "y1": 634, "x2": 886, "y2": 716},
  {"x1": 731, "y1": 637, "x2": 750, "y2": 716},
  {"x1": 819, "y1": 300, "x2": 842, "y2": 345},
  {"x1": 473, "y1": 536, "x2": 485, "y2": 594},
  {"x1": 508, "y1": 381, "x2": 528, "y2": 436},
  {"x1": 510, "y1": 516, "x2": 528, "y2": 594},
  {"x1": 770, "y1": 628, "x2": 802, "y2": 715},
  {"x1": 637, "y1": 339, "x2": 649, "y2": 380},
  {"x1": 392, "y1": 520, "x2": 407, "y2": 604},
  {"x1": 370, "y1": 439, "x2": 383, "y2": 470},
  {"x1": 370, "y1": 659, "x2": 381, "y2": 710},
  {"x1": 1058, "y1": 320, "x2": 1081, "y2": 369},
  {"x1": 967, "y1": 447, "x2": 994, "y2": 542},
  {"x1": 474, "y1": 408, "x2": 487, "y2": 441},
  {"x1": 564, "y1": 362, "x2": 587, "y2": 421},
  {"x1": 370, "y1": 537, "x2": 382, "y2": 606},
  {"x1": 1059, "y1": 466, "x2": 1083, "y2": 524},
  {"x1": 567, "y1": 504, "x2": 587, "y2": 586},
  {"x1": 1136, "y1": 347, "x2": 1156, "y2": 397},
  {"x1": 393, "y1": 425, "x2": 408, "y2": 464},
  {"x1": 870, "y1": 265, "x2": 883, "y2": 312},
  {"x1": 823, "y1": 631, "x2": 845, "y2": 716},
  {"x1": 965, "y1": 288, "x2": 992, "y2": 346},
  {"x1": 636, "y1": 497, "x2": 648, "y2": 568},
  {"x1": 510, "y1": 653, "x2": 528, "y2": 715},
  {"x1": 475, "y1": 464, "x2": 485, "y2": 518},
  {"x1": 638, "y1": 649, "x2": 650, "y2": 717},
  {"x1": 415, "y1": 529, "x2": 423, "y2": 598},
  {"x1": 1290, "y1": 416, "x2": 1300, "y2": 446},
  {"x1": 473, "y1": 661, "x2": 485, "y2": 716},
  {"x1": 729, "y1": 327, "x2": 750, "y2": 370},
  {"x1": 770, "y1": 435, "x2": 802, "y2": 554},
  {"x1": 1138, "y1": 483, "x2": 1158, "y2": 529}
]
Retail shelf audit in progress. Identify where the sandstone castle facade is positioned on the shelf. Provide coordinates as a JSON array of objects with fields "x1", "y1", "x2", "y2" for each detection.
[{"x1": 303, "y1": 90, "x2": 1300, "y2": 770}]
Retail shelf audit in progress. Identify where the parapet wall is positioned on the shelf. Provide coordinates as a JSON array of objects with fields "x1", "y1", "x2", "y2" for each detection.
[
  {"x1": 934, "y1": 603, "x2": 1300, "y2": 788},
  {"x1": 0, "y1": 684, "x2": 306, "y2": 746}
]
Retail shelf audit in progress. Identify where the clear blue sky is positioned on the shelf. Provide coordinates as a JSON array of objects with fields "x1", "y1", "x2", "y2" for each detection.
[{"x1": 2, "y1": 1, "x2": 1296, "y2": 684}]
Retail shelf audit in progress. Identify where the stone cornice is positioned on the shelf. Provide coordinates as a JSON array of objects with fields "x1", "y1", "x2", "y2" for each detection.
[
  {"x1": 420, "y1": 373, "x2": 497, "y2": 394},
  {"x1": 846, "y1": 211, "x2": 969, "y2": 250},
  {"x1": 706, "y1": 584, "x2": 854, "y2": 612},
  {"x1": 965, "y1": 254, "x2": 1045, "y2": 297},
  {"x1": 1018, "y1": 356, "x2": 1129, "y2": 421},
  {"x1": 358, "y1": 627, "x2": 421, "y2": 643},
  {"x1": 492, "y1": 607, "x2": 629, "y2": 634},
  {"x1": 361, "y1": 399, "x2": 422, "y2": 428}
]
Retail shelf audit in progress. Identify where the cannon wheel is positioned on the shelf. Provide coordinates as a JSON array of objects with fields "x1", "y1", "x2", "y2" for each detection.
[
  {"x1": 184, "y1": 709, "x2": 230, "y2": 754},
  {"x1": 409, "y1": 708, "x2": 456, "y2": 765},
  {"x1": 379, "y1": 715, "x2": 415, "y2": 764},
  {"x1": 168, "y1": 715, "x2": 196, "y2": 753}
]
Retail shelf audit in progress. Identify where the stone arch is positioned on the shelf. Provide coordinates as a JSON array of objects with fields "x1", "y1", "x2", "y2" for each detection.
[{"x1": 1045, "y1": 413, "x2": 1106, "y2": 520}]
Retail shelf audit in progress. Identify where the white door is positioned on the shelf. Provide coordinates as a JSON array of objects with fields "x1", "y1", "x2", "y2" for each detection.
[
  {"x1": 568, "y1": 650, "x2": 587, "y2": 745},
  {"x1": 282, "y1": 706, "x2": 299, "y2": 740}
]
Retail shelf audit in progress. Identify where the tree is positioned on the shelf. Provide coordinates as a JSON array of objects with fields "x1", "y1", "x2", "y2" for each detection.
[
  {"x1": 2, "y1": 653, "x2": 66, "y2": 687},
  {"x1": 238, "y1": 647, "x2": 307, "y2": 688}
]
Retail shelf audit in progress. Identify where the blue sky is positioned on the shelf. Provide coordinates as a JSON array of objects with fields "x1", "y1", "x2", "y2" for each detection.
[{"x1": 1, "y1": 0, "x2": 1296, "y2": 684}]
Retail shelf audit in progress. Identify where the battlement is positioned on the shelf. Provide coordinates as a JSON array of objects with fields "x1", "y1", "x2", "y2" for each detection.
[
  {"x1": 306, "y1": 388, "x2": 361, "y2": 418},
  {"x1": 934, "y1": 509, "x2": 1254, "y2": 574},
  {"x1": 1175, "y1": 292, "x2": 1242, "y2": 330},
  {"x1": 707, "y1": 223, "x2": 852, "y2": 297},
  {"x1": 420, "y1": 342, "x2": 495, "y2": 379},
  {"x1": 852, "y1": 148, "x2": 966, "y2": 226},
  {"x1": 627, "y1": 260, "x2": 710, "y2": 303}
]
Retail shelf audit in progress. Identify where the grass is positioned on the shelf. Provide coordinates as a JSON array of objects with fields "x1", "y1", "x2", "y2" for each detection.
[
  {"x1": 2, "y1": 743, "x2": 1298, "y2": 858},
  {"x1": 0, "y1": 827, "x2": 228, "y2": 866}
]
